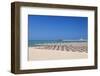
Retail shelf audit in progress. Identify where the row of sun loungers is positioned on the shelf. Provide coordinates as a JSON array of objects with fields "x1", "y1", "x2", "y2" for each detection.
[{"x1": 33, "y1": 44, "x2": 87, "y2": 53}]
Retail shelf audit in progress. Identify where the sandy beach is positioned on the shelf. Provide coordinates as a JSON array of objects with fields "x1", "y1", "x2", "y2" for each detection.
[{"x1": 28, "y1": 42, "x2": 88, "y2": 61}]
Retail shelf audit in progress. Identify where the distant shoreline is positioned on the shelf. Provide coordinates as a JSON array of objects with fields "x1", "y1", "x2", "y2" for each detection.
[{"x1": 28, "y1": 40, "x2": 87, "y2": 47}]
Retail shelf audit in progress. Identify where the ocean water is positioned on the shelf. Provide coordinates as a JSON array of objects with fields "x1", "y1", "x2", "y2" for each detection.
[{"x1": 28, "y1": 40, "x2": 87, "y2": 47}]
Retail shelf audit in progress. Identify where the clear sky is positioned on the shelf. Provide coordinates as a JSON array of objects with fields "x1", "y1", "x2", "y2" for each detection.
[{"x1": 28, "y1": 15, "x2": 88, "y2": 40}]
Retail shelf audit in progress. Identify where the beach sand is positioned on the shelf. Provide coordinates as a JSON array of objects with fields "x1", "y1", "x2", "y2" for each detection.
[{"x1": 28, "y1": 42, "x2": 88, "y2": 61}]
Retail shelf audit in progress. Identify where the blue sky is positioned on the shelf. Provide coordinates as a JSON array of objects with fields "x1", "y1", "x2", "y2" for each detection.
[{"x1": 28, "y1": 15, "x2": 88, "y2": 40}]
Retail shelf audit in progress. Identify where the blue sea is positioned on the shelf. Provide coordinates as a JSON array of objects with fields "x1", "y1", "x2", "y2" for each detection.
[{"x1": 28, "y1": 40, "x2": 87, "y2": 47}]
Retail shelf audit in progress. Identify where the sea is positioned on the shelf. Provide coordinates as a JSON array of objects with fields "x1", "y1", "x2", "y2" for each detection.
[{"x1": 28, "y1": 40, "x2": 87, "y2": 47}]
